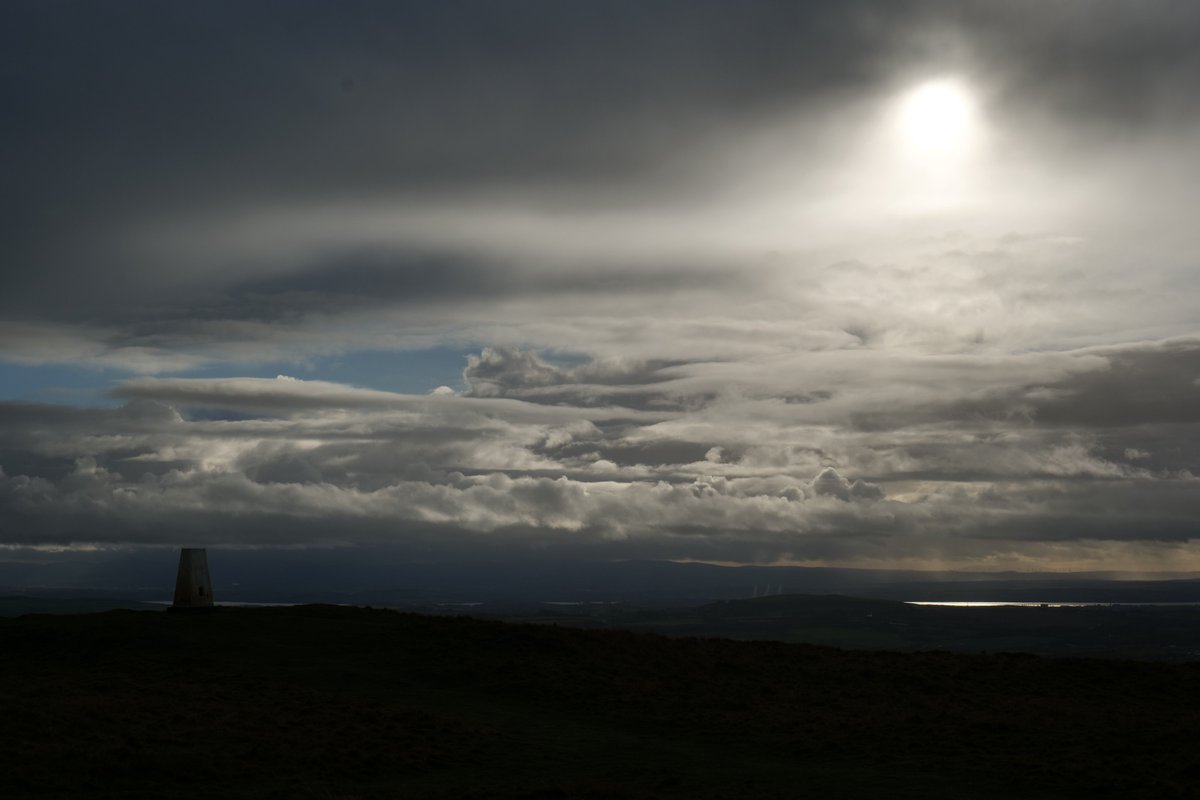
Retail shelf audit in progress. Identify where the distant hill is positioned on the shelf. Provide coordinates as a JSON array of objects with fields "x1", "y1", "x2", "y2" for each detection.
[
  {"x1": 0, "y1": 596, "x2": 161, "y2": 616},
  {"x1": 515, "y1": 593, "x2": 1200, "y2": 661},
  {"x1": 9, "y1": 552, "x2": 1200, "y2": 607},
  {"x1": 2, "y1": 605, "x2": 1199, "y2": 798}
]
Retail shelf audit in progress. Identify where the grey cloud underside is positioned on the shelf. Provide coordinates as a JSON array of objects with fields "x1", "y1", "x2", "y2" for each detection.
[
  {"x1": 460, "y1": 343, "x2": 1200, "y2": 441},
  {"x1": 4, "y1": 0, "x2": 888, "y2": 325},
  {"x1": 4, "y1": 1, "x2": 1200, "y2": 335},
  {"x1": 2, "y1": 336, "x2": 1199, "y2": 566}
]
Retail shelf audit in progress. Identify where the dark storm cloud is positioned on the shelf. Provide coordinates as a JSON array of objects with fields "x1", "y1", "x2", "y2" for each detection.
[
  {"x1": 460, "y1": 342, "x2": 1199, "y2": 434},
  {"x1": 1028, "y1": 339, "x2": 1200, "y2": 428},
  {"x1": 967, "y1": 3, "x2": 1200, "y2": 133},
  {"x1": 4, "y1": 0, "x2": 1199, "y2": 333},
  {"x1": 2, "y1": 0, "x2": 884, "y2": 323},
  {"x1": 461, "y1": 347, "x2": 700, "y2": 410}
]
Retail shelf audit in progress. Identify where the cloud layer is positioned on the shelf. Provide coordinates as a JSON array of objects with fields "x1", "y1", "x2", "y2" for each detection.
[
  {"x1": 2, "y1": 1, "x2": 1200, "y2": 569},
  {"x1": 3, "y1": 338, "x2": 1199, "y2": 569}
]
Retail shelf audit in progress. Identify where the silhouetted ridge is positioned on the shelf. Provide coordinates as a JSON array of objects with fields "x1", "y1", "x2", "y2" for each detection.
[{"x1": 2, "y1": 605, "x2": 1199, "y2": 798}]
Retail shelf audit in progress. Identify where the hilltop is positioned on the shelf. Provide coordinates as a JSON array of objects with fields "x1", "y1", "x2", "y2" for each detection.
[{"x1": 2, "y1": 605, "x2": 1199, "y2": 799}]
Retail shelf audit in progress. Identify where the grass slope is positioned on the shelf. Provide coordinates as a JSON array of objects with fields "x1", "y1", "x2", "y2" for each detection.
[
  {"x1": 573, "y1": 594, "x2": 1200, "y2": 660},
  {"x1": 2, "y1": 605, "x2": 1199, "y2": 799}
]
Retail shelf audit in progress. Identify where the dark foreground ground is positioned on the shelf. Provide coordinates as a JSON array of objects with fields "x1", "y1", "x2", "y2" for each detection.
[{"x1": 3, "y1": 606, "x2": 1200, "y2": 799}]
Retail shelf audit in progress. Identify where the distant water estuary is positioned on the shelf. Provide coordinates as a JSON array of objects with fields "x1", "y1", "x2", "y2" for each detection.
[{"x1": 906, "y1": 601, "x2": 1200, "y2": 608}]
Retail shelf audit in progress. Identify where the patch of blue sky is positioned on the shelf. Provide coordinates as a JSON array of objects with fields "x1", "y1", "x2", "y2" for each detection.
[
  {"x1": 0, "y1": 362, "x2": 127, "y2": 407},
  {"x1": 183, "y1": 346, "x2": 476, "y2": 395},
  {"x1": 0, "y1": 346, "x2": 478, "y2": 407}
]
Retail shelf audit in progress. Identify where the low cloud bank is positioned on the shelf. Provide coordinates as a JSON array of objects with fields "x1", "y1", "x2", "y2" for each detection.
[{"x1": 1, "y1": 339, "x2": 1198, "y2": 569}]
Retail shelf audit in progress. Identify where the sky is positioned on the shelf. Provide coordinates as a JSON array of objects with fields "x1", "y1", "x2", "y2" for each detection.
[{"x1": 3, "y1": 0, "x2": 1200, "y2": 573}]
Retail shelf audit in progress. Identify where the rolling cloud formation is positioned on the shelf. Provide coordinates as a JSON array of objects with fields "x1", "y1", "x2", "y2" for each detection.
[{"x1": 2, "y1": 1, "x2": 1200, "y2": 569}]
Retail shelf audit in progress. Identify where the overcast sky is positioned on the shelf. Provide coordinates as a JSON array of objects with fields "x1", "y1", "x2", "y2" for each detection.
[{"x1": 3, "y1": 1, "x2": 1200, "y2": 571}]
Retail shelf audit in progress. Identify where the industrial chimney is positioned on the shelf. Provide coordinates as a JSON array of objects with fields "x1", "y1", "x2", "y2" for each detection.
[{"x1": 172, "y1": 548, "x2": 214, "y2": 609}]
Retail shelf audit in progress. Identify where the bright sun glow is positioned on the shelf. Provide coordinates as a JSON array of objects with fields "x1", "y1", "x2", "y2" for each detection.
[{"x1": 898, "y1": 79, "x2": 976, "y2": 155}]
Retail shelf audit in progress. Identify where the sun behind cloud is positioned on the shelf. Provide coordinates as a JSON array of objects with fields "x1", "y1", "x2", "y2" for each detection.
[{"x1": 897, "y1": 78, "x2": 979, "y2": 156}]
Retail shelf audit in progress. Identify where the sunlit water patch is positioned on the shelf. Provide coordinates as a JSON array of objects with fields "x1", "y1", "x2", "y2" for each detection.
[{"x1": 906, "y1": 601, "x2": 1200, "y2": 608}]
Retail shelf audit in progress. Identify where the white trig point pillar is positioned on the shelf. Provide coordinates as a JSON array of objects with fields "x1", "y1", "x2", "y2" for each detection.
[{"x1": 172, "y1": 548, "x2": 214, "y2": 609}]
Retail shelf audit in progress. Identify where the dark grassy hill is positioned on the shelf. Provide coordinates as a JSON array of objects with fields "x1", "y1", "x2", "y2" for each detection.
[
  {"x1": 545, "y1": 594, "x2": 1200, "y2": 660},
  {"x1": 2, "y1": 605, "x2": 1199, "y2": 799},
  {"x1": 0, "y1": 596, "x2": 161, "y2": 616}
]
